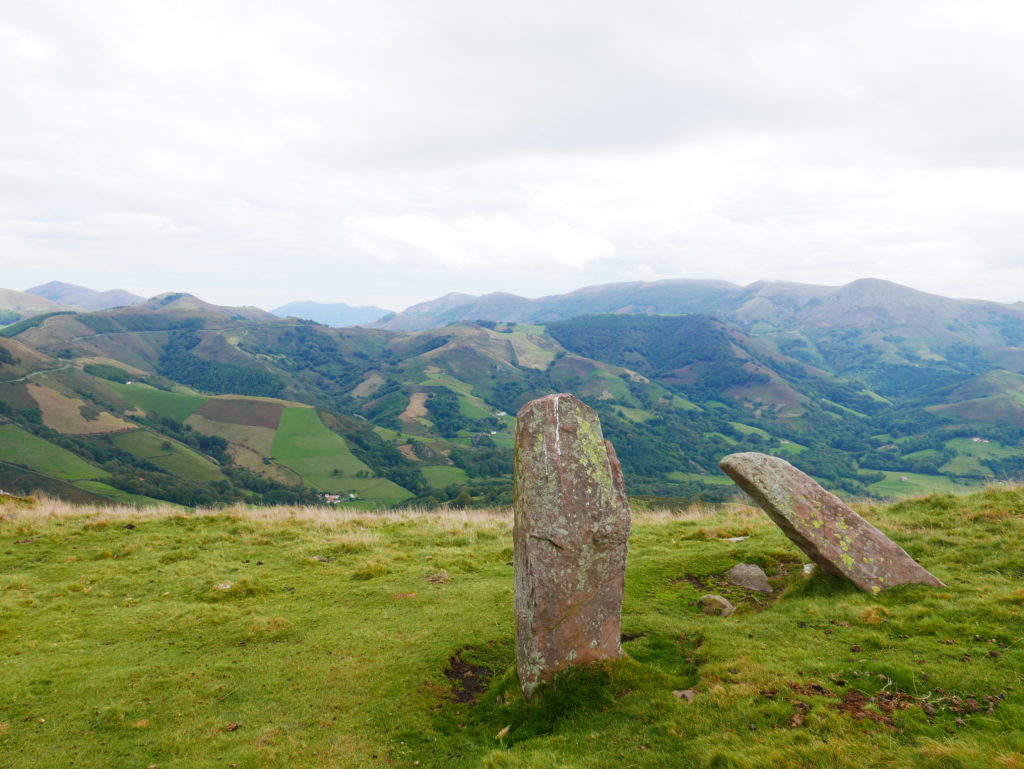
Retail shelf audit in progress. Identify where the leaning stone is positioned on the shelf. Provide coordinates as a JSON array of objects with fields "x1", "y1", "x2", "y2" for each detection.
[
  {"x1": 698, "y1": 594, "x2": 736, "y2": 616},
  {"x1": 727, "y1": 563, "x2": 772, "y2": 593},
  {"x1": 719, "y1": 452, "x2": 943, "y2": 593},
  {"x1": 514, "y1": 393, "x2": 631, "y2": 699}
]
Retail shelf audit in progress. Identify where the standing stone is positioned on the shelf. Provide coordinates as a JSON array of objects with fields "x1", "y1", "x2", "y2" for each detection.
[
  {"x1": 719, "y1": 452, "x2": 943, "y2": 593},
  {"x1": 514, "y1": 393, "x2": 631, "y2": 698}
]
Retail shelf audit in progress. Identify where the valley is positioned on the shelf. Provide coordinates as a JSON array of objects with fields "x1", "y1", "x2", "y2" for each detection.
[{"x1": 2, "y1": 278, "x2": 1024, "y2": 509}]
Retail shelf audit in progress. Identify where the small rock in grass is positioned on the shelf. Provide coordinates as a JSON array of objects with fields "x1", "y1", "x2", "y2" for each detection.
[
  {"x1": 673, "y1": 688, "x2": 696, "y2": 701},
  {"x1": 726, "y1": 563, "x2": 772, "y2": 593},
  {"x1": 698, "y1": 594, "x2": 735, "y2": 617},
  {"x1": 802, "y1": 563, "x2": 817, "y2": 576}
]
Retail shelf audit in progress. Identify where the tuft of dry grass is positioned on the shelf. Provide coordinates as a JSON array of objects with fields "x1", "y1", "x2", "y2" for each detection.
[{"x1": 2, "y1": 494, "x2": 758, "y2": 531}]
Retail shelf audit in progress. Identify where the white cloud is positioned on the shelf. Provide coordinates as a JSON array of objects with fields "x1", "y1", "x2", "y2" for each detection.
[{"x1": 2, "y1": 1, "x2": 1024, "y2": 309}]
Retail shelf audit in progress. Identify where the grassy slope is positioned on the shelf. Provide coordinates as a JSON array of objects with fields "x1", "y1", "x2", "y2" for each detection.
[
  {"x1": 271, "y1": 407, "x2": 412, "y2": 503},
  {"x1": 70, "y1": 480, "x2": 181, "y2": 506},
  {"x1": 112, "y1": 430, "x2": 227, "y2": 482},
  {"x1": 868, "y1": 471, "x2": 976, "y2": 498},
  {"x1": 0, "y1": 424, "x2": 108, "y2": 481},
  {"x1": 422, "y1": 465, "x2": 470, "y2": 488},
  {"x1": 104, "y1": 382, "x2": 208, "y2": 422},
  {"x1": 1, "y1": 490, "x2": 1022, "y2": 768}
]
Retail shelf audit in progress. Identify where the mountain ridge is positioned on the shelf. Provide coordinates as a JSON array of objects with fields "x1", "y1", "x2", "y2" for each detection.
[
  {"x1": 375, "y1": 277, "x2": 1024, "y2": 333},
  {"x1": 271, "y1": 300, "x2": 392, "y2": 327},
  {"x1": 26, "y1": 281, "x2": 145, "y2": 311}
]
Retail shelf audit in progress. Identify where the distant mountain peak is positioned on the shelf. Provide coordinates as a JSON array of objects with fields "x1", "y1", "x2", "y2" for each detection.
[
  {"x1": 26, "y1": 281, "x2": 144, "y2": 311},
  {"x1": 270, "y1": 300, "x2": 392, "y2": 327}
]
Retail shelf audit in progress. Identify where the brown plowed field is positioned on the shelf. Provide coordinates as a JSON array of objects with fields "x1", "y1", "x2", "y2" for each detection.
[{"x1": 195, "y1": 398, "x2": 284, "y2": 428}]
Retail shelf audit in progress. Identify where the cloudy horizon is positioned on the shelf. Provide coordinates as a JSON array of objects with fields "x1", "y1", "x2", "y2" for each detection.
[{"x1": 4, "y1": 1, "x2": 1024, "y2": 311}]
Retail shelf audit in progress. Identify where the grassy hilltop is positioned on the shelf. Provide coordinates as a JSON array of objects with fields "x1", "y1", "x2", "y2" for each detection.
[{"x1": 1, "y1": 488, "x2": 1022, "y2": 768}]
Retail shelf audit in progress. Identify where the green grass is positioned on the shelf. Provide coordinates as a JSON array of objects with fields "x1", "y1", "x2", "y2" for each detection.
[
  {"x1": 729, "y1": 421, "x2": 770, "y2": 438},
  {"x1": 819, "y1": 398, "x2": 868, "y2": 418},
  {"x1": 507, "y1": 331, "x2": 557, "y2": 370},
  {"x1": 671, "y1": 395, "x2": 700, "y2": 411},
  {"x1": 422, "y1": 465, "x2": 470, "y2": 489},
  {"x1": 902, "y1": 449, "x2": 943, "y2": 462},
  {"x1": 271, "y1": 407, "x2": 412, "y2": 503},
  {"x1": 458, "y1": 395, "x2": 492, "y2": 420},
  {"x1": 0, "y1": 424, "x2": 108, "y2": 481},
  {"x1": 489, "y1": 431, "x2": 515, "y2": 450},
  {"x1": 112, "y1": 430, "x2": 227, "y2": 482},
  {"x1": 940, "y1": 455, "x2": 992, "y2": 478},
  {"x1": 420, "y1": 370, "x2": 474, "y2": 396},
  {"x1": 867, "y1": 471, "x2": 975, "y2": 498},
  {"x1": 615, "y1": 406, "x2": 654, "y2": 423},
  {"x1": 104, "y1": 381, "x2": 208, "y2": 422},
  {"x1": 2, "y1": 488, "x2": 1023, "y2": 768},
  {"x1": 946, "y1": 438, "x2": 1024, "y2": 461},
  {"x1": 775, "y1": 440, "x2": 807, "y2": 456},
  {"x1": 0, "y1": 311, "x2": 76, "y2": 338},
  {"x1": 70, "y1": 480, "x2": 179, "y2": 506}
]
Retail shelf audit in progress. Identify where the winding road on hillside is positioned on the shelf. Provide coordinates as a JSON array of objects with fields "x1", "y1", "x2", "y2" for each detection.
[{"x1": 0, "y1": 363, "x2": 72, "y2": 384}]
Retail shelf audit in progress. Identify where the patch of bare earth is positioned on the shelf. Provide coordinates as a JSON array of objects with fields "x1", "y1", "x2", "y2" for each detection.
[
  {"x1": 400, "y1": 392, "x2": 429, "y2": 422},
  {"x1": 444, "y1": 648, "x2": 495, "y2": 703},
  {"x1": 27, "y1": 382, "x2": 134, "y2": 434}
]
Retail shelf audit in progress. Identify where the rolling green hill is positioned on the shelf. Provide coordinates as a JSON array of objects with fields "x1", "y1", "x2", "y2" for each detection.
[{"x1": 3, "y1": 279, "x2": 1024, "y2": 508}]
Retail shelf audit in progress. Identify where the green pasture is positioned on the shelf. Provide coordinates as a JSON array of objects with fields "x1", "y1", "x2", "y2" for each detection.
[
  {"x1": 940, "y1": 455, "x2": 992, "y2": 478},
  {"x1": 507, "y1": 331, "x2": 557, "y2": 370},
  {"x1": 945, "y1": 437, "x2": 1024, "y2": 460},
  {"x1": 105, "y1": 381, "x2": 207, "y2": 422},
  {"x1": 867, "y1": 471, "x2": 975, "y2": 499},
  {"x1": 774, "y1": 440, "x2": 807, "y2": 456},
  {"x1": 422, "y1": 465, "x2": 470, "y2": 489},
  {"x1": 112, "y1": 430, "x2": 226, "y2": 482},
  {"x1": 1, "y1": 488, "x2": 1023, "y2": 768},
  {"x1": 0, "y1": 424, "x2": 107, "y2": 481},
  {"x1": 458, "y1": 395, "x2": 492, "y2": 420},
  {"x1": 729, "y1": 421, "x2": 770, "y2": 438},
  {"x1": 615, "y1": 406, "x2": 654, "y2": 423},
  {"x1": 271, "y1": 407, "x2": 411, "y2": 503}
]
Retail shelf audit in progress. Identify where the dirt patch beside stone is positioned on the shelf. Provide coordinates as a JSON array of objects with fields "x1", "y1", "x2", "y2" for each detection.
[{"x1": 444, "y1": 648, "x2": 495, "y2": 703}]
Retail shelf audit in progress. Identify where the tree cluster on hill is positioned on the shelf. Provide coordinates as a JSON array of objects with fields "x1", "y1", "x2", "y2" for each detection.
[{"x1": 157, "y1": 331, "x2": 283, "y2": 397}]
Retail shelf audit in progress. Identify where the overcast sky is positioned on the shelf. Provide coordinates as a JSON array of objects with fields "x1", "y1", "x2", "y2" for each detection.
[{"x1": 3, "y1": 1, "x2": 1024, "y2": 311}]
